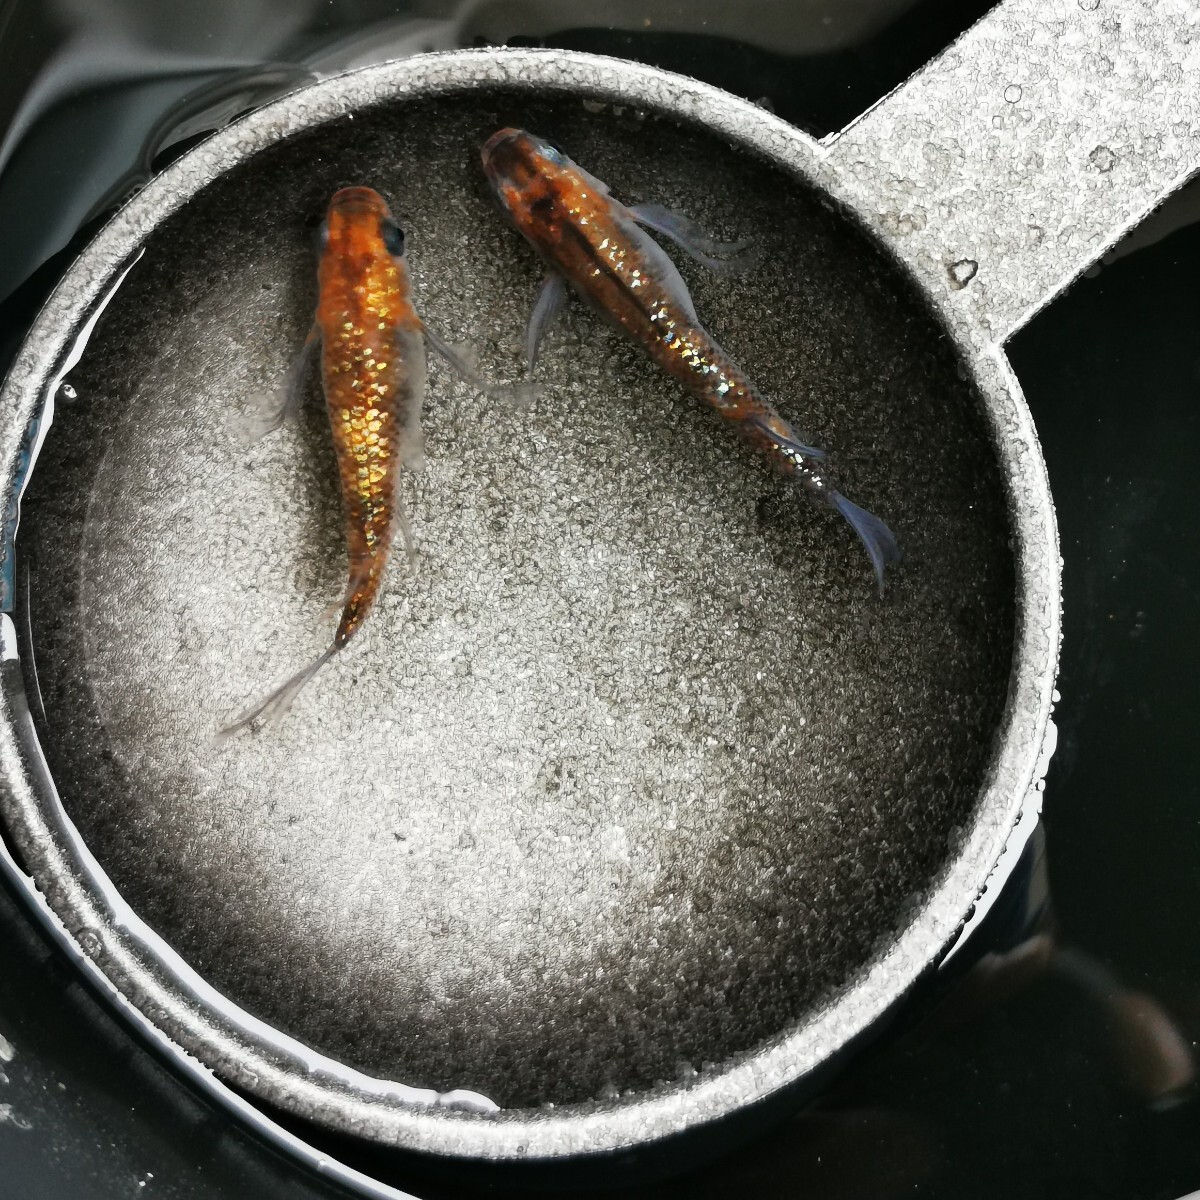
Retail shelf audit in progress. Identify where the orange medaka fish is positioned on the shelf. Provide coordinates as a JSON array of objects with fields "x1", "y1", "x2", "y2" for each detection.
[
  {"x1": 481, "y1": 129, "x2": 901, "y2": 592},
  {"x1": 220, "y1": 186, "x2": 484, "y2": 737}
]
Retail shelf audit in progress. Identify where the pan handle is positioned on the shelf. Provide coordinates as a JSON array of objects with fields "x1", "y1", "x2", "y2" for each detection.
[{"x1": 819, "y1": 0, "x2": 1200, "y2": 346}]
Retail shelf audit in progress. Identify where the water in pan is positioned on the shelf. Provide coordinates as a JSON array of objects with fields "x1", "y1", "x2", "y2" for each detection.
[{"x1": 15, "y1": 92, "x2": 1013, "y2": 1110}]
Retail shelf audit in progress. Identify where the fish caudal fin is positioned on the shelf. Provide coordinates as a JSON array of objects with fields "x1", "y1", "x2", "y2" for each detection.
[
  {"x1": 829, "y1": 491, "x2": 901, "y2": 596},
  {"x1": 215, "y1": 645, "x2": 337, "y2": 742}
]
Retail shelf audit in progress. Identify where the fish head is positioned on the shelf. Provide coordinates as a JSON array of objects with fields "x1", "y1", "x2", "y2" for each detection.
[
  {"x1": 481, "y1": 128, "x2": 577, "y2": 209},
  {"x1": 321, "y1": 186, "x2": 406, "y2": 260}
]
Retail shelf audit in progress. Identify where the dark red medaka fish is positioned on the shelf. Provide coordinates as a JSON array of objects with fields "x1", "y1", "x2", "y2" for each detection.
[
  {"x1": 220, "y1": 186, "x2": 478, "y2": 737},
  {"x1": 482, "y1": 128, "x2": 900, "y2": 592}
]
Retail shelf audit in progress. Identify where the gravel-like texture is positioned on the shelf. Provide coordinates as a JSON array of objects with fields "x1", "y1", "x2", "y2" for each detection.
[{"x1": 21, "y1": 93, "x2": 1013, "y2": 1109}]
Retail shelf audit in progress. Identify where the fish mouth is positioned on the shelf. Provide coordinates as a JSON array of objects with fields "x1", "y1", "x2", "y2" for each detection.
[
  {"x1": 481, "y1": 127, "x2": 522, "y2": 170},
  {"x1": 329, "y1": 186, "x2": 387, "y2": 213}
]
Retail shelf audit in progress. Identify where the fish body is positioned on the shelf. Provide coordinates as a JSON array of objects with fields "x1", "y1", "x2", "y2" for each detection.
[
  {"x1": 220, "y1": 186, "x2": 426, "y2": 736},
  {"x1": 481, "y1": 128, "x2": 900, "y2": 591},
  {"x1": 316, "y1": 186, "x2": 425, "y2": 647}
]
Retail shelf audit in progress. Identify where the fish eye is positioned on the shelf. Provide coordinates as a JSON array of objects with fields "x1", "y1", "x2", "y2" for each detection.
[{"x1": 380, "y1": 217, "x2": 405, "y2": 257}]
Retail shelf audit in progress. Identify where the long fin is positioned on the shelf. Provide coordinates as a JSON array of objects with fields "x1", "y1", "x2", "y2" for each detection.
[
  {"x1": 829, "y1": 491, "x2": 901, "y2": 596},
  {"x1": 392, "y1": 325, "x2": 428, "y2": 471},
  {"x1": 424, "y1": 324, "x2": 533, "y2": 410},
  {"x1": 747, "y1": 414, "x2": 827, "y2": 462},
  {"x1": 525, "y1": 271, "x2": 568, "y2": 376},
  {"x1": 627, "y1": 202, "x2": 758, "y2": 274},
  {"x1": 215, "y1": 644, "x2": 337, "y2": 742},
  {"x1": 232, "y1": 326, "x2": 319, "y2": 446}
]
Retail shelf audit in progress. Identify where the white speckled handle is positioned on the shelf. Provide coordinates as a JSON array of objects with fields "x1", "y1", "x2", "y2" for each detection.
[{"x1": 820, "y1": 0, "x2": 1200, "y2": 345}]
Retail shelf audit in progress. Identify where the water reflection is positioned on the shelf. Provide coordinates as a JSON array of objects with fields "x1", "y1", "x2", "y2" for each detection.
[
  {"x1": 0, "y1": 0, "x2": 1007, "y2": 307},
  {"x1": 344, "y1": 828, "x2": 1193, "y2": 1199}
]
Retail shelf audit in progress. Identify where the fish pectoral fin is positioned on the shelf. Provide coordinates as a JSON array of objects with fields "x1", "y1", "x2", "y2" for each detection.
[
  {"x1": 391, "y1": 495, "x2": 418, "y2": 570},
  {"x1": 423, "y1": 324, "x2": 530, "y2": 411},
  {"x1": 230, "y1": 325, "x2": 320, "y2": 446},
  {"x1": 424, "y1": 325, "x2": 481, "y2": 382},
  {"x1": 525, "y1": 272, "x2": 567, "y2": 378},
  {"x1": 319, "y1": 595, "x2": 345, "y2": 623},
  {"x1": 400, "y1": 423, "x2": 427, "y2": 472},
  {"x1": 627, "y1": 202, "x2": 759, "y2": 274}
]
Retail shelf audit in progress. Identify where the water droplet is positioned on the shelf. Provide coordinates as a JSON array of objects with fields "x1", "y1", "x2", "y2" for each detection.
[
  {"x1": 948, "y1": 259, "x2": 978, "y2": 289},
  {"x1": 58, "y1": 382, "x2": 77, "y2": 402},
  {"x1": 0, "y1": 1103, "x2": 32, "y2": 1130},
  {"x1": 1090, "y1": 145, "x2": 1117, "y2": 172},
  {"x1": 1078, "y1": 0, "x2": 1100, "y2": 9},
  {"x1": 883, "y1": 208, "x2": 928, "y2": 236},
  {"x1": 991, "y1": 114, "x2": 1005, "y2": 130},
  {"x1": 1004, "y1": 84, "x2": 1023, "y2": 103}
]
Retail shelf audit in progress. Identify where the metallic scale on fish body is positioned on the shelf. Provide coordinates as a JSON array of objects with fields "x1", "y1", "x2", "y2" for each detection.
[
  {"x1": 219, "y1": 186, "x2": 485, "y2": 738},
  {"x1": 481, "y1": 127, "x2": 901, "y2": 594}
]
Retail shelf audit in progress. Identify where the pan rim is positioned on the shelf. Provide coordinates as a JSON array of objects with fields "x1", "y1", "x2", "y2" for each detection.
[{"x1": 0, "y1": 47, "x2": 1058, "y2": 1159}]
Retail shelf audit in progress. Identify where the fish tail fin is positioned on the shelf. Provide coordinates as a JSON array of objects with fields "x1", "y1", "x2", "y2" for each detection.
[
  {"x1": 829, "y1": 491, "x2": 901, "y2": 596},
  {"x1": 215, "y1": 645, "x2": 337, "y2": 743}
]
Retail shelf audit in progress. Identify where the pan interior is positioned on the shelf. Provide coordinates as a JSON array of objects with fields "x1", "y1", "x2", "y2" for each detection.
[{"x1": 18, "y1": 92, "x2": 1014, "y2": 1110}]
